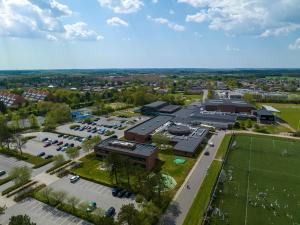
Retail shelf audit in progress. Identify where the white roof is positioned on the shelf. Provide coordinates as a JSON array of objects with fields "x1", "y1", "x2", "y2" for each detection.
[{"x1": 262, "y1": 105, "x2": 280, "y2": 113}]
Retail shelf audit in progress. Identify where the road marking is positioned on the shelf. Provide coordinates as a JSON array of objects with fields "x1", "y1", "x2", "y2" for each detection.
[{"x1": 244, "y1": 137, "x2": 252, "y2": 225}]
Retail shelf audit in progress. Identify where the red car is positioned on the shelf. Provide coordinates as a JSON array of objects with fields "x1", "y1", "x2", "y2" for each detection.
[
  {"x1": 44, "y1": 143, "x2": 51, "y2": 147},
  {"x1": 57, "y1": 141, "x2": 63, "y2": 146}
]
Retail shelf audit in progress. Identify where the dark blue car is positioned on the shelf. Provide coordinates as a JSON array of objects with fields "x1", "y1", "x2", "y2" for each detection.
[{"x1": 105, "y1": 207, "x2": 115, "y2": 217}]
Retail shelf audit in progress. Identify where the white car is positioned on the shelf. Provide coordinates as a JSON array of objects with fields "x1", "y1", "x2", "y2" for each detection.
[
  {"x1": 209, "y1": 142, "x2": 214, "y2": 147},
  {"x1": 70, "y1": 175, "x2": 80, "y2": 183}
]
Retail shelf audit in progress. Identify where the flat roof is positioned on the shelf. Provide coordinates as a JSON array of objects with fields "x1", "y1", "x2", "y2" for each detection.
[
  {"x1": 172, "y1": 128, "x2": 208, "y2": 153},
  {"x1": 262, "y1": 105, "x2": 280, "y2": 113},
  {"x1": 158, "y1": 105, "x2": 181, "y2": 113},
  {"x1": 126, "y1": 115, "x2": 174, "y2": 135},
  {"x1": 143, "y1": 101, "x2": 167, "y2": 109},
  {"x1": 204, "y1": 99, "x2": 254, "y2": 108},
  {"x1": 96, "y1": 137, "x2": 157, "y2": 157},
  {"x1": 256, "y1": 109, "x2": 274, "y2": 116}
]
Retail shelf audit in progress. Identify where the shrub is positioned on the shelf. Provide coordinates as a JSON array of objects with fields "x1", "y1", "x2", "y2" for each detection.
[{"x1": 14, "y1": 184, "x2": 46, "y2": 202}]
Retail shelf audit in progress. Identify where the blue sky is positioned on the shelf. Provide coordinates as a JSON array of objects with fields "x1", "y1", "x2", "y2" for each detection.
[{"x1": 0, "y1": 0, "x2": 300, "y2": 69}]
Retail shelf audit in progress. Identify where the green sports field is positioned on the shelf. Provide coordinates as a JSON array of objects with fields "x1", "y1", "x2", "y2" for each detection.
[{"x1": 210, "y1": 134, "x2": 300, "y2": 225}]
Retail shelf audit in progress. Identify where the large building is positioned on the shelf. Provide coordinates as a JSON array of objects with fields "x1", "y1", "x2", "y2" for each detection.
[
  {"x1": 94, "y1": 136, "x2": 158, "y2": 170},
  {"x1": 0, "y1": 92, "x2": 25, "y2": 107},
  {"x1": 141, "y1": 101, "x2": 181, "y2": 116},
  {"x1": 203, "y1": 99, "x2": 255, "y2": 114}
]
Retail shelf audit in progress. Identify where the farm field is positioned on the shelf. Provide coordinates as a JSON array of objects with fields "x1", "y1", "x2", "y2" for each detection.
[
  {"x1": 257, "y1": 103, "x2": 300, "y2": 131},
  {"x1": 210, "y1": 134, "x2": 300, "y2": 225}
]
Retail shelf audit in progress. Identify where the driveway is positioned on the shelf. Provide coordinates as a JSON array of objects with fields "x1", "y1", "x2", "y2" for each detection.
[
  {"x1": 0, "y1": 198, "x2": 91, "y2": 225},
  {"x1": 50, "y1": 175, "x2": 136, "y2": 214},
  {"x1": 160, "y1": 131, "x2": 225, "y2": 225}
]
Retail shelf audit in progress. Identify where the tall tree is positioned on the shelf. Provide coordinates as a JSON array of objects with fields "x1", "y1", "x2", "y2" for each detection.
[
  {"x1": 0, "y1": 205, "x2": 6, "y2": 215},
  {"x1": 105, "y1": 152, "x2": 122, "y2": 184},
  {"x1": 53, "y1": 154, "x2": 65, "y2": 167},
  {"x1": 9, "y1": 166, "x2": 32, "y2": 185},
  {"x1": 28, "y1": 114, "x2": 39, "y2": 129},
  {"x1": 0, "y1": 113, "x2": 12, "y2": 148},
  {"x1": 52, "y1": 190, "x2": 67, "y2": 205},
  {"x1": 118, "y1": 204, "x2": 141, "y2": 225},
  {"x1": 0, "y1": 101, "x2": 6, "y2": 113},
  {"x1": 81, "y1": 136, "x2": 101, "y2": 153},
  {"x1": 41, "y1": 187, "x2": 53, "y2": 203},
  {"x1": 67, "y1": 196, "x2": 80, "y2": 213},
  {"x1": 13, "y1": 134, "x2": 26, "y2": 156},
  {"x1": 66, "y1": 147, "x2": 80, "y2": 160}
]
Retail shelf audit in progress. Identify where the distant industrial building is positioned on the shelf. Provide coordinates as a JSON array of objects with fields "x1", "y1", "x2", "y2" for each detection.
[
  {"x1": 94, "y1": 136, "x2": 158, "y2": 170},
  {"x1": 0, "y1": 92, "x2": 25, "y2": 107},
  {"x1": 203, "y1": 99, "x2": 255, "y2": 114},
  {"x1": 141, "y1": 101, "x2": 181, "y2": 116}
]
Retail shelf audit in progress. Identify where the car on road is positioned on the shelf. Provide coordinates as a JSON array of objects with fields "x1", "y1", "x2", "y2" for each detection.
[
  {"x1": 105, "y1": 207, "x2": 115, "y2": 217},
  {"x1": 209, "y1": 141, "x2": 214, "y2": 147},
  {"x1": 70, "y1": 175, "x2": 80, "y2": 183},
  {"x1": 112, "y1": 187, "x2": 122, "y2": 196},
  {"x1": 45, "y1": 155, "x2": 53, "y2": 159},
  {"x1": 86, "y1": 201, "x2": 97, "y2": 212},
  {"x1": 204, "y1": 151, "x2": 210, "y2": 156},
  {"x1": 37, "y1": 152, "x2": 46, "y2": 157},
  {"x1": 0, "y1": 170, "x2": 6, "y2": 176},
  {"x1": 44, "y1": 143, "x2": 51, "y2": 147}
]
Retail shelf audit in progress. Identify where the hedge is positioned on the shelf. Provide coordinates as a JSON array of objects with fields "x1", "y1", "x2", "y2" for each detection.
[
  {"x1": 46, "y1": 160, "x2": 72, "y2": 174},
  {"x1": 0, "y1": 176, "x2": 14, "y2": 186},
  {"x1": 6, "y1": 181, "x2": 38, "y2": 198},
  {"x1": 2, "y1": 180, "x2": 33, "y2": 196},
  {"x1": 14, "y1": 184, "x2": 46, "y2": 202}
]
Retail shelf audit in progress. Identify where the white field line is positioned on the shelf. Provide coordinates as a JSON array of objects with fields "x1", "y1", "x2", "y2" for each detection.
[{"x1": 244, "y1": 137, "x2": 253, "y2": 225}]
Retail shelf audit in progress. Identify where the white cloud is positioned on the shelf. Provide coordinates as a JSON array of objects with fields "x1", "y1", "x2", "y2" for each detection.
[
  {"x1": 147, "y1": 15, "x2": 185, "y2": 32},
  {"x1": 180, "y1": 0, "x2": 300, "y2": 36},
  {"x1": 64, "y1": 22, "x2": 103, "y2": 41},
  {"x1": 226, "y1": 44, "x2": 240, "y2": 52},
  {"x1": 152, "y1": 0, "x2": 158, "y2": 3},
  {"x1": 289, "y1": 38, "x2": 300, "y2": 50},
  {"x1": 46, "y1": 34, "x2": 58, "y2": 41},
  {"x1": 98, "y1": 0, "x2": 143, "y2": 14},
  {"x1": 107, "y1": 17, "x2": 129, "y2": 26}
]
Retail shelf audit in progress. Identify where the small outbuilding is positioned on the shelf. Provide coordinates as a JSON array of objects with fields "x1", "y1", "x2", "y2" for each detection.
[{"x1": 255, "y1": 109, "x2": 275, "y2": 123}]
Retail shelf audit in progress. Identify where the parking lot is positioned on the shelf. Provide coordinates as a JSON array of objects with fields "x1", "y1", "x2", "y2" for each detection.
[
  {"x1": 56, "y1": 116, "x2": 149, "y2": 139},
  {"x1": 50, "y1": 175, "x2": 137, "y2": 215},
  {"x1": 0, "y1": 198, "x2": 91, "y2": 225},
  {"x1": 21, "y1": 132, "x2": 85, "y2": 160}
]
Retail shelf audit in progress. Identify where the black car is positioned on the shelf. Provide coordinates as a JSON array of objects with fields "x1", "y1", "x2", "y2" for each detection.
[
  {"x1": 112, "y1": 187, "x2": 122, "y2": 196},
  {"x1": 117, "y1": 189, "x2": 127, "y2": 198},
  {"x1": 0, "y1": 170, "x2": 6, "y2": 176},
  {"x1": 37, "y1": 152, "x2": 46, "y2": 157},
  {"x1": 64, "y1": 143, "x2": 69, "y2": 147},
  {"x1": 204, "y1": 151, "x2": 210, "y2": 156},
  {"x1": 56, "y1": 146, "x2": 62, "y2": 151},
  {"x1": 42, "y1": 137, "x2": 48, "y2": 142},
  {"x1": 45, "y1": 155, "x2": 53, "y2": 159},
  {"x1": 69, "y1": 143, "x2": 75, "y2": 147},
  {"x1": 58, "y1": 134, "x2": 64, "y2": 138},
  {"x1": 124, "y1": 191, "x2": 132, "y2": 198},
  {"x1": 105, "y1": 207, "x2": 115, "y2": 217},
  {"x1": 52, "y1": 140, "x2": 58, "y2": 144}
]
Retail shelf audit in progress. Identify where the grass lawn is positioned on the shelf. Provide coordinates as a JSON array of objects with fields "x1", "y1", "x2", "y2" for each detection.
[
  {"x1": 158, "y1": 150, "x2": 196, "y2": 192},
  {"x1": 170, "y1": 93, "x2": 203, "y2": 105},
  {"x1": 210, "y1": 134, "x2": 300, "y2": 225},
  {"x1": 111, "y1": 108, "x2": 140, "y2": 118},
  {"x1": 70, "y1": 153, "x2": 112, "y2": 186},
  {"x1": 108, "y1": 102, "x2": 132, "y2": 110},
  {"x1": 257, "y1": 103, "x2": 300, "y2": 131},
  {"x1": 183, "y1": 161, "x2": 222, "y2": 225},
  {"x1": 258, "y1": 123, "x2": 292, "y2": 134},
  {"x1": 215, "y1": 134, "x2": 232, "y2": 160}
]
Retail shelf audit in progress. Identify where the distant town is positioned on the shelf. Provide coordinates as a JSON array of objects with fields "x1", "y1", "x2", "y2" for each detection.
[{"x1": 0, "y1": 70, "x2": 300, "y2": 225}]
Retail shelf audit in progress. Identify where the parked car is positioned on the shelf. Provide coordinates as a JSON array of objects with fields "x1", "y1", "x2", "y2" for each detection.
[
  {"x1": 86, "y1": 201, "x2": 97, "y2": 212},
  {"x1": 57, "y1": 141, "x2": 63, "y2": 145},
  {"x1": 69, "y1": 143, "x2": 75, "y2": 147},
  {"x1": 63, "y1": 135, "x2": 69, "y2": 139},
  {"x1": 58, "y1": 134, "x2": 64, "y2": 138},
  {"x1": 61, "y1": 147, "x2": 67, "y2": 152},
  {"x1": 112, "y1": 187, "x2": 122, "y2": 196},
  {"x1": 45, "y1": 155, "x2": 53, "y2": 159},
  {"x1": 56, "y1": 146, "x2": 62, "y2": 151},
  {"x1": 44, "y1": 143, "x2": 51, "y2": 147},
  {"x1": 68, "y1": 136, "x2": 74, "y2": 140},
  {"x1": 63, "y1": 143, "x2": 69, "y2": 147},
  {"x1": 124, "y1": 191, "x2": 132, "y2": 198},
  {"x1": 0, "y1": 170, "x2": 6, "y2": 176},
  {"x1": 105, "y1": 207, "x2": 115, "y2": 217},
  {"x1": 117, "y1": 189, "x2": 127, "y2": 198},
  {"x1": 42, "y1": 137, "x2": 48, "y2": 142},
  {"x1": 70, "y1": 175, "x2": 80, "y2": 183},
  {"x1": 52, "y1": 140, "x2": 58, "y2": 144},
  {"x1": 37, "y1": 152, "x2": 46, "y2": 157}
]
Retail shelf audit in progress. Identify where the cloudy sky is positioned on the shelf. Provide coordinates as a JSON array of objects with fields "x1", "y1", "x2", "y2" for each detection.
[{"x1": 0, "y1": 0, "x2": 300, "y2": 69}]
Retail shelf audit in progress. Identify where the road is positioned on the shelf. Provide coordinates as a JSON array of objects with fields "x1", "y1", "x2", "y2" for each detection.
[{"x1": 159, "y1": 131, "x2": 225, "y2": 225}]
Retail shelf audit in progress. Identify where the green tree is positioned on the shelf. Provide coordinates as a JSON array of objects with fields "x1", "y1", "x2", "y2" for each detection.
[
  {"x1": 13, "y1": 134, "x2": 26, "y2": 156},
  {"x1": 66, "y1": 147, "x2": 80, "y2": 160},
  {"x1": 9, "y1": 166, "x2": 32, "y2": 185},
  {"x1": 53, "y1": 154, "x2": 65, "y2": 167},
  {"x1": 0, "y1": 101, "x2": 6, "y2": 113},
  {"x1": 246, "y1": 119, "x2": 253, "y2": 128},
  {"x1": 0, "y1": 205, "x2": 6, "y2": 215},
  {"x1": 151, "y1": 133, "x2": 170, "y2": 147},
  {"x1": 118, "y1": 204, "x2": 141, "y2": 225},
  {"x1": 9, "y1": 214, "x2": 36, "y2": 225},
  {"x1": 28, "y1": 114, "x2": 39, "y2": 129},
  {"x1": 105, "y1": 152, "x2": 122, "y2": 184},
  {"x1": 82, "y1": 136, "x2": 101, "y2": 153},
  {"x1": 78, "y1": 201, "x2": 90, "y2": 218},
  {"x1": 67, "y1": 196, "x2": 80, "y2": 213},
  {"x1": 41, "y1": 187, "x2": 53, "y2": 203},
  {"x1": 0, "y1": 113, "x2": 12, "y2": 148},
  {"x1": 52, "y1": 190, "x2": 67, "y2": 205}
]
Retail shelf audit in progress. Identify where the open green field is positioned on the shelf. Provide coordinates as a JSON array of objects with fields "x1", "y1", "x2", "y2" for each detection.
[
  {"x1": 257, "y1": 103, "x2": 300, "y2": 131},
  {"x1": 210, "y1": 134, "x2": 300, "y2": 225}
]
